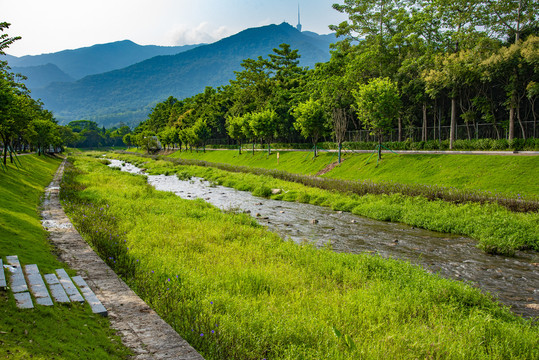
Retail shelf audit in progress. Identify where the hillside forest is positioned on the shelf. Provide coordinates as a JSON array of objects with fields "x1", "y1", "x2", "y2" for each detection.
[{"x1": 129, "y1": 0, "x2": 538, "y2": 155}]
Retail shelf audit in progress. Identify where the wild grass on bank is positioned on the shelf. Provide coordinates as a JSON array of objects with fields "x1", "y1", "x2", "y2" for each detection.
[
  {"x1": 61, "y1": 155, "x2": 538, "y2": 359},
  {"x1": 109, "y1": 152, "x2": 539, "y2": 255},
  {"x1": 0, "y1": 154, "x2": 130, "y2": 360},
  {"x1": 165, "y1": 150, "x2": 539, "y2": 212}
]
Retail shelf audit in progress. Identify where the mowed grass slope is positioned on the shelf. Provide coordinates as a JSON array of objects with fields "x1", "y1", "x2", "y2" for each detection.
[
  {"x1": 0, "y1": 155, "x2": 130, "y2": 360},
  {"x1": 61, "y1": 155, "x2": 539, "y2": 360},
  {"x1": 169, "y1": 150, "x2": 539, "y2": 198}
]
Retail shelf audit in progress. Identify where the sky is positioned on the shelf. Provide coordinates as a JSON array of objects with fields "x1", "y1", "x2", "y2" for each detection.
[{"x1": 1, "y1": 0, "x2": 348, "y2": 57}]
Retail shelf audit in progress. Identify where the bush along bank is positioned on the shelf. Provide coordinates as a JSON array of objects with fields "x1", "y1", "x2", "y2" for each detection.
[
  {"x1": 109, "y1": 152, "x2": 539, "y2": 256},
  {"x1": 61, "y1": 155, "x2": 538, "y2": 360}
]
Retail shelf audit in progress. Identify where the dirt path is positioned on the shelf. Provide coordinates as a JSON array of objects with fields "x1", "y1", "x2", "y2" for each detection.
[{"x1": 41, "y1": 159, "x2": 204, "y2": 360}]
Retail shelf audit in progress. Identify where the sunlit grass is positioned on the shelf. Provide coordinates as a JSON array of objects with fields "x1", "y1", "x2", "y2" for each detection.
[
  {"x1": 0, "y1": 154, "x2": 131, "y2": 359},
  {"x1": 61, "y1": 155, "x2": 539, "y2": 359},
  {"x1": 168, "y1": 150, "x2": 539, "y2": 201},
  {"x1": 108, "y1": 152, "x2": 539, "y2": 255}
]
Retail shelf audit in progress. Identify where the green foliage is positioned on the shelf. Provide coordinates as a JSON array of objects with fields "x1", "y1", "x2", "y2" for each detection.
[
  {"x1": 62, "y1": 155, "x2": 539, "y2": 359},
  {"x1": 292, "y1": 98, "x2": 328, "y2": 149},
  {"x1": 134, "y1": 130, "x2": 159, "y2": 153},
  {"x1": 249, "y1": 109, "x2": 278, "y2": 146},
  {"x1": 353, "y1": 77, "x2": 401, "y2": 147}
]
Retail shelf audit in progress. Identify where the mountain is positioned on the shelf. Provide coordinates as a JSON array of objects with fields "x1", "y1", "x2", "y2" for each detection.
[
  {"x1": 34, "y1": 23, "x2": 339, "y2": 127},
  {"x1": 6, "y1": 40, "x2": 201, "y2": 80},
  {"x1": 11, "y1": 63, "x2": 74, "y2": 90}
]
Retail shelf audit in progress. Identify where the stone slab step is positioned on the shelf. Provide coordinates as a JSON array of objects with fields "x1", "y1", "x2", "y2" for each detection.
[
  {"x1": 0, "y1": 259, "x2": 6, "y2": 289},
  {"x1": 72, "y1": 276, "x2": 108, "y2": 316},
  {"x1": 13, "y1": 291, "x2": 33, "y2": 309},
  {"x1": 24, "y1": 264, "x2": 53, "y2": 306},
  {"x1": 6, "y1": 255, "x2": 28, "y2": 293},
  {"x1": 44, "y1": 273, "x2": 70, "y2": 303},
  {"x1": 56, "y1": 269, "x2": 84, "y2": 303}
]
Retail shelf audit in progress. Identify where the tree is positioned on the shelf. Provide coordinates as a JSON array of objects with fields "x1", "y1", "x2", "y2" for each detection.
[
  {"x1": 484, "y1": 0, "x2": 539, "y2": 43},
  {"x1": 135, "y1": 130, "x2": 159, "y2": 153},
  {"x1": 226, "y1": 115, "x2": 247, "y2": 154},
  {"x1": 191, "y1": 119, "x2": 211, "y2": 152},
  {"x1": 482, "y1": 41, "x2": 533, "y2": 140},
  {"x1": 313, "y1": 45, "x2": 355, "y2": 163},
  {"x1": 292, "y1": 98, "x2": 328, "y2": 157},
  {"x1": 27, "y1": 118, "x2": 56, "y2": 155},
  {"x1": 266, "y1": 44, "x2": 306, "y2": 141},
  {"x1": 122, "y1": 133, "x2": 133, "y2": 148},
  {"x1": 0, "y1": 22, "x2": 20, "y2": 55},
  {"x1": 249, "y1": 109, "x2": 278, "y2": 155},
  {"x1": 353, "y1": 77, "x2": 401, "y2": 160}
]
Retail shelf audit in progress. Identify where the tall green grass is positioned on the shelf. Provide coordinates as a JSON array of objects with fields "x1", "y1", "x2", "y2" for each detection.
[
  {"x1": 109, "y1": 153, "x2": 539, "y2": 255},
  {"x1": 61, "y1": 155, "x2": 539, "y2": 359},
  {"x1": 0, "y1": 154, "x2": 131, "y2": 359}
]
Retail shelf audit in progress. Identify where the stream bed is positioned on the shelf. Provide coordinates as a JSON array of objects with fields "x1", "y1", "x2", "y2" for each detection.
[{"x1": 109, "y1": 159, "x2": 539, "y2": 318}]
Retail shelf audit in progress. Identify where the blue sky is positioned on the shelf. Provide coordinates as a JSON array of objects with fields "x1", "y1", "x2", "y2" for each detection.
[{"x1": 2, "y1": 0, "x2": 348, "y2": 56}]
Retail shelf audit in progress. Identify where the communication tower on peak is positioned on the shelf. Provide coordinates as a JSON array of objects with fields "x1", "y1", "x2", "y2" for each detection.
[{"x1": 296, "y1": 4, "x2": 302, "y2": 32}]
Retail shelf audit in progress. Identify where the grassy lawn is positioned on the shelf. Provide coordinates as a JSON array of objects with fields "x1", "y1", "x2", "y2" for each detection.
[
  {"x1": 61, "y1": 154, "x2": 539, "y2": 360},
  {"x1": 169, "y1": 150, "x2": 539, "y2": 198},
  {"x1": 0, "y1": 154, "x2": 130, "y2": 359}
]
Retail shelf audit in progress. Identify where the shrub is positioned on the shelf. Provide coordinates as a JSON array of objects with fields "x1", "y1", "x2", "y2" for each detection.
[
  {"x1": 491, "y1": 139, "x2": 509, "y2": 150},
  {"x1": 252, "y1": 186, "x2": 273, "y2": 198},
  {"x1": 509, "y1": 138, "x2": 525, "y2": 151}
]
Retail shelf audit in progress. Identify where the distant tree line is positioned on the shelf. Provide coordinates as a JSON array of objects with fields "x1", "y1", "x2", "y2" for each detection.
[
  {"x1": 132, "y1": 0, "x2": 537, "y2": 159},
  {"x1": 64, "y1": 120, "x2": 132, "y2": 148},
  {"x1": 0, "y1": 22, "x2": 79, "y2": 166}
]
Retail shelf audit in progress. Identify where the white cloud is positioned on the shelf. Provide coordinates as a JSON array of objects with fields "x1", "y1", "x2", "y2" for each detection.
[{"x1": 167, "y1": 22, "x2": 232, "y2": 45}]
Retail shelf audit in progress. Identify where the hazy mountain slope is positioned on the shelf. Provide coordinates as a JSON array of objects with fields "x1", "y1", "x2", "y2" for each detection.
[
  {"x1": 7, "y1": 40, "x2": 200, "y2": 79},
  {"x1": 35, "y1": 23, "x2": 338, "y2": 127},
  {"x1": 11, "y1": 63, "x2": 74, "y2": 90}
]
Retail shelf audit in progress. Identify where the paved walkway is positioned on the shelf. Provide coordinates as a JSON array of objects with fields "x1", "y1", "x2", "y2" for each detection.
[{"x1": 41, "y1": 159, "x2": 204, "y2": 360}]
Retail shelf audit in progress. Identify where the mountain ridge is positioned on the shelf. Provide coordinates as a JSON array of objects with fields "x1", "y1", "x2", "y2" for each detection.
[
  {"x1": 7, "y1": 40, "x2": 202, "y2": 80},
  {"x1": 32, "y1": 23, "x2": 338, "y2": 127}
]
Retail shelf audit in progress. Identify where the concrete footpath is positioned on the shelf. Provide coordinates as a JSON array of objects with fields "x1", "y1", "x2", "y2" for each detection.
[{"x1": 41, "y1": 159, "x2": 204, "y2": 360}]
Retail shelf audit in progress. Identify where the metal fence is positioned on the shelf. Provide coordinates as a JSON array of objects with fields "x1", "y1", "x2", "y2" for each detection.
[{"x1": 344, "y1": 121, "x2": 538, "y2": 143}]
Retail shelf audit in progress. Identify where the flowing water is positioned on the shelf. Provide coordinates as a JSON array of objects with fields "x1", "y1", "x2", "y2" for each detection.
[{"x1": 109, "y1": 159, "x2": 539, "y2": 318}]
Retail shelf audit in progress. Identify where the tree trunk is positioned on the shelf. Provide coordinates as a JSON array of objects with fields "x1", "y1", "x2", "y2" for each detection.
[
  {"x1": 238, "y1": 140, "x2": 242, "y2": 155},
  {"x1": 450, "y1": 97, "x2": 457, "y2": 149},
  {"x1": 377, "y1": 134, "x2": 382, "y2": 161},
  {"x1": 517, "y1": 105, "x2": 526, "y2": 140},
  {"x1": 508, "y1": 106, "x2": 515, "y2": 141},
  {"x1": 422, "y1": 103, "x2": 427, "y2": 142},
  {"x1": 398, "y1": 116, "x2": 402, "y2": 142},
  {"x1": 338, "y1": 142, "x2": 342, "y2": 164},
  {"x1": 3, "y1": 142, "x2": 7, "y2": 166}
]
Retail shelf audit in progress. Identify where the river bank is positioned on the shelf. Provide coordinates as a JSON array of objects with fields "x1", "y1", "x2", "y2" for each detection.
[{"x1": 61, "y1": 153, "x2": 539, "y2": 359}]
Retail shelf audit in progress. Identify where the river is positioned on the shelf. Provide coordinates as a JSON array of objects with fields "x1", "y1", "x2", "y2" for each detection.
[{"x1": 109, "y1": 159, "x2": 539, "y2": 318}]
